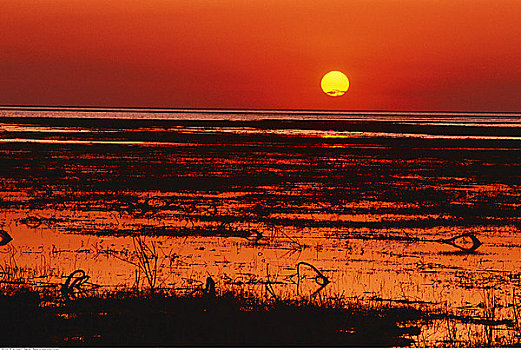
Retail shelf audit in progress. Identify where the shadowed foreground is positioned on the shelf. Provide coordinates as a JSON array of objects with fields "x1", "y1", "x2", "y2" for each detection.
[{"x1": 1, "y1": 289, "x2": 423, "y2": 347}]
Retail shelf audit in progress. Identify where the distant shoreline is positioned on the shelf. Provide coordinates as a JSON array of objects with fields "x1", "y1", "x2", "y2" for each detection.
[
  {"x1": 1, "y1": 115, "x2": 521, "y2": 139},
  {"x1": 1, "y1": 105, "x2": 521, "y2": 117}
]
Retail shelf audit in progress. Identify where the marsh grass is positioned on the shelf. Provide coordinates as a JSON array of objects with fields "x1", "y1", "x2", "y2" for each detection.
[
  {"x1": 513, "y1": 288, "x2": 521, "y2": 337},
  {"x1": 132, "y1": 236, "x2": 158, "y2": 292},
  {"x1": 0, "y1": 246, "x2": 57, "y2": 291},
  {"x1": 0, "y1": 281, "x2": 429, "y2": 347},
  {"x1": 109, "y1": 235, "x2": 159, "y2": 293},
  {"x1": 1, "y1": 254, "x2": 521, "y2": 347},
  {"x1": 0, "y1": 246, "x2": 22, "y2": 283},
  {"x1": 409, "y1": 287, "x2": 521, "y2": 347}
]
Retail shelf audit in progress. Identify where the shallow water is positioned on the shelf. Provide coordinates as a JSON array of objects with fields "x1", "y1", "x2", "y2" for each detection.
[{"x1": 1, "y1": 110, "x2": 521, "y2": 346}]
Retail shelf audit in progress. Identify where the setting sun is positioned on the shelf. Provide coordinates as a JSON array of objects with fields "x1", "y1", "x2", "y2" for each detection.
[{"x1": 321, "y1": 71, "x2": 349, "y2": 97}]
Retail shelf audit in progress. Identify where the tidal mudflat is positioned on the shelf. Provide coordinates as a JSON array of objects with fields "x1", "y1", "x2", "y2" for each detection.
[{"x1": 1, "y1": 113, "x2": 521, "y2": 346}]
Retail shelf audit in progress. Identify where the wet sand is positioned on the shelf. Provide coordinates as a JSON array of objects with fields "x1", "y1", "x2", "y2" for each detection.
[{"x1": 1, "y1": 116, "x2": 521, "y2": 346}]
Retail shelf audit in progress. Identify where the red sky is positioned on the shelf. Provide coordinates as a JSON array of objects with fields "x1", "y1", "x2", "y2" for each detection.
[{"x1": 2, "y1": 0, "x2": 521, "y2": 111}]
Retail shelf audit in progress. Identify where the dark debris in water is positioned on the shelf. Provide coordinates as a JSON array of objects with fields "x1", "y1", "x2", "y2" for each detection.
[
  {"x1": 438, "y1": 233, "x2": 482, "y2": 252},
  {"x1": 19, "y1": 216, "x2": 63, "y2": 229},
  {"x1": 66, "y1": 225, "x2": 260, "y2": 239},
  {"x1": 0, "y1": 229, "x2": 13, "y2": 246},
  {"x1": 346, "y1": 232, "x2": 483, "y2": 253}
]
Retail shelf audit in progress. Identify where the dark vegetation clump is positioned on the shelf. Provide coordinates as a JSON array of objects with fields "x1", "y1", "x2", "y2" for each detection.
[{"x1": 0, "y1": 286, "x2": 424, "y2": 347}]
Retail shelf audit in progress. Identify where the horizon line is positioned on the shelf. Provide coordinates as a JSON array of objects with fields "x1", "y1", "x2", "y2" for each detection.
[{"x1": 1, "y1": 105, "x2": 521, "y2": 116}]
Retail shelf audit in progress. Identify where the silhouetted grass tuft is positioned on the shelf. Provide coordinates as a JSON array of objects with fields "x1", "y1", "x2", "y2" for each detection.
[{"x1": 0, "y1": 285, "x2": 429, "y2": 347}]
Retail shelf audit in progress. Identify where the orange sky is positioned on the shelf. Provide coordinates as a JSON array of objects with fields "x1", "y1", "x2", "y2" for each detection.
[{"x1": 2, "y1": 0, "x2": 521, "y2": 111}]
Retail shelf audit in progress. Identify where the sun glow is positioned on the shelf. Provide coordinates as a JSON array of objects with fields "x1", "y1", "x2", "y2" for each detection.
[{"x1": 321, "y1": 71, "x2": 349, "y2": 97}]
